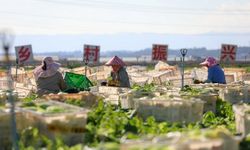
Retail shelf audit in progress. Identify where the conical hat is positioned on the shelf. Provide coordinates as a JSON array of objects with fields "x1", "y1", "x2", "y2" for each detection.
[{"x1": 105, "y1": 56, "x2": 126, "y2": 66}]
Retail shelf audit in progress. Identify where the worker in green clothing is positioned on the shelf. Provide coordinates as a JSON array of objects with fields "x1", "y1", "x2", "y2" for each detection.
[{"x1": 105, "y1": 56, "x2": 130, "y2": 88}]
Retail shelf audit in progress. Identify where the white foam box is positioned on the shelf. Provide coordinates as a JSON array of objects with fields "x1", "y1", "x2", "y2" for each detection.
[
  {"x1": 224, "y1": 68, "x2": 246, "y2": 81},
  {"x1": 0, "y1": 91, "x2": 18, "y2": 104},
  {"x1": 87, "y1": 73, "x2": 97, "y2": 82},
  {"x1": 129, "y1": 72, "x2": 150, "y2": 86},
  {"x1": 135, "y1": 98, "x2": 204, "y2": 123},
  {"x1": 189, "y1": 83, "x2": 227, "y2": 91},
  {"x1": 151, "y1": 70, "x2": 175, "y2": 85},
  {"x1": 121, "y1": 128, "x2": 238, "y2": 150},
  {"x1": 14, "y1": 87, "x2": 32, "y2": 99},
  {"x1": 182, "y1": 93, "x2": 219, "y2": 113},
  {"x1": 168, "y1": 76, "x2": 194, "y2": 88},
  {"x1": 0, "y1": 77, "x2": 10, "y2": 90},
  {"x1": 225, "y1": 73, "x2": 236, "y2": 83},
  {"x1": 119, "y1": 92, "x2": 135, "y2": 109},
  {"x1": 98, "y1": 86, "x2": 130, "y2": 95},
  {"x1": 179, "y1": 129, "x2": 239, "y2": 150},
  {"x1": 17, "y1": 100, "x2": 90, "y2": 145},
  {"x1": 242, "y1": 73, "x2": 250, "y2": 81},
  {"x1": 104, "y1": 94, "x2": 120, "y2": 105},
  {"x1": 119, "y1": 87, "x2": 170, "y2": 109},
  {"x1": 0, "y1": 107, "x2": 27, "y2": 148},
  {"x1": 219, "y1": 85, "x2": 250, "y2": 104},
  {"x1": 120, "y1": 140, "x2": 176, "y2": 150},
  {"x1": 44, "y1": 91, "x2": 99, "y2": 108},
  {"x1": 233, "y1": 104, "x2": 250, "y2": 136}
]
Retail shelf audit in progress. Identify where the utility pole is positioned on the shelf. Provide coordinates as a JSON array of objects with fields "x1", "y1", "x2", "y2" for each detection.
[
  {"x1": 180, "y1": 49, "x2": 188, "y2": 90},
  {"x1": 1, "y1": 30, "x2": 19, "y2": 150}
]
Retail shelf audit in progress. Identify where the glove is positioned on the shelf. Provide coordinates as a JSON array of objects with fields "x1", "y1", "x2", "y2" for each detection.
[{"x1": 194, "y1": 79, "x2": 204, "y2": 84}]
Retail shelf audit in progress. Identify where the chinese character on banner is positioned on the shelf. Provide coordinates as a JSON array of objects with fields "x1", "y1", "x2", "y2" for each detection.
[
  {"x1": 15, "y1": 45, "x2": 34, "y2": 64},
  {"x1": 220, "y1": 44, "x2": 237, "y2": 63},
  {"x1": 84, "y1": 44, "x2": 100, "y2": 64},
  {"x1": 152, "y1": 44, "x2": 168, "y2": 61}
]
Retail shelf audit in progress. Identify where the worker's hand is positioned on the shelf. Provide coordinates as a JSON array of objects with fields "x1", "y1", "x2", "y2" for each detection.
[
  {"x1": 108, "y1": 80, "x2": 120, "y2": 87},
  {"x1": 194, "y1": 79, "x2": 204, "y2": 84}
]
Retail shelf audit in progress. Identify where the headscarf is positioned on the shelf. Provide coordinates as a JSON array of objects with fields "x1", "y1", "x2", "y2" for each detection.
[
  {"x1": 200, "y1": 57, "x2": 217, "y2": 67},
  {"x1": 105, "y1": 56, "x2": 126, "y2": 66},
  {"x1": 33, "y1": 56, "x2": 60, "y2": 81}
]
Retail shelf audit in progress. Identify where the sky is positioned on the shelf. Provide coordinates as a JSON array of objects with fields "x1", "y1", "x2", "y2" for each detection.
[{"x1": 0, "y1": 0, "x2": 250, "y2": 52}]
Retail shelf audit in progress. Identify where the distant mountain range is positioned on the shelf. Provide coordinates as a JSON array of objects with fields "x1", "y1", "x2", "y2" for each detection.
[
  {"x1": 33, "y1": 46, "x2": 250, "y2": 60},
  {"x1": 1, "y1": 32, "x2": 250, "y2": 60},
  {"x1": 103, "y1": 47, "x2": 250, "y2": 59}
]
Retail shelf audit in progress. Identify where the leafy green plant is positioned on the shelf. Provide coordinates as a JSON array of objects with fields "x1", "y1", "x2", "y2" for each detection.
[
  {"x1": 146, "y1": 64, "x2": 155, "y2": 71},
  {"x1": 131, "y1": 83, "x2": 156, "y2": 98},
  {"x1": 19, "y1": 126, "x2": 84, "y2": 150},
  {"x1": 22, "y1": 94, "x2": 38, "y2": 102},
  {"x1": 85, "y1": 101, "x2": 203, "y2": 146},
  {"x1": 180, "y1": 85, "x2": 202, "y2": 96},
  {"x1": 67, "y1": 63, "x2": 82, "y2": 69},
  {"x1": 19, "y1": 127, "x2": 52, "y2": 149},
  {"x1": 65, "y1": 98, "x2": 86, "y2": 107},
  {"x1": 85, "y1": 101, "x2": 129, "y2": 145},
  {"x1": 246, "y1": 67, "x2": 250, "y2": 73},
  {"x1": 240, "y1": 135, "x2": 250, "y2": 150},
  {"x1": 21, "y1": 102, "x2": 68, "y2": 114},
  {"x1": 201, "y1": 99, "x2": 235, "y2": 132}
]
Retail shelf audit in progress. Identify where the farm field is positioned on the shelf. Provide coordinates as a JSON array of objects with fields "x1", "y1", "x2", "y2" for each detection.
[{"x1": 1, "y1": 62, "x2": 250, "y2": 150}]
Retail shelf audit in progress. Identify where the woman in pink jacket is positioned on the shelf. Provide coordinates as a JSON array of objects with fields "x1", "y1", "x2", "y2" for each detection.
[{"x1": 33, "y1": 57, "x2": 67, "y2": 96}]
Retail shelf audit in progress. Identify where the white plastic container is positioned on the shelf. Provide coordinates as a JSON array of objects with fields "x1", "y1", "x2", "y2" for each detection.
[
  {"x1": 233, "y1": 104, "x2": 250, "y2": 137},
  {"x1": 98, "y1": 86, "x2": 130, "y2": 95},
  {"x1": 17, "y1": 100, "x2": 90, "y2": 145},
  {"x1": 0, "y1": 108, "x2": 26, "y2": 148},
  {"x1": 135, "y1": 98, "x2": 204, "y2": 123},
  {"x1": 220, "y1": 85, "x2": 250, "y2": 104},
  {"x1": 121, "y1": 128, "x2": 238, "y2": 150}
]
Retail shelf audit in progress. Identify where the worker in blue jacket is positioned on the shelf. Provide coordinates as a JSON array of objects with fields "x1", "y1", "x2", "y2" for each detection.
[{"x1": 199, "y1": 57, "x2": 226, "y2": 84}]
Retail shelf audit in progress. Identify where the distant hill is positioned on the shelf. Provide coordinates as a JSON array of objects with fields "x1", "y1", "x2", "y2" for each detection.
[
  {"x1": 101, "y1": 46, "x2": 250, "y2": 59},
  {"x1": 1, "y1": 46, "x2": 249, "y2": 61}
]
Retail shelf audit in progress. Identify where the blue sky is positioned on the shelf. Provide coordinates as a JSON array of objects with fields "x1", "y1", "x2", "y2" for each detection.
[
  {"x1": 1, "y1": 0, "x2": 250, "y2": 35},
  {"x1": 0, "y1": 0, "x2": 250, "y2": 52}
]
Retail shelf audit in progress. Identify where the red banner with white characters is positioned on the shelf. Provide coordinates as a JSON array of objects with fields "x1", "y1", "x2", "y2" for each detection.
[
  {"x1": 15, "y1": 45, "x2": 33, "y2": 64},
  {"x1": 220, "y1": 44, "x2": 237, "y2": 63},
  {"x1": 152, "y1": 44, "x2": 168, "y2": 61},
  {"x1": 84, "y1": 44, "x2": 100, "y2": 64}
]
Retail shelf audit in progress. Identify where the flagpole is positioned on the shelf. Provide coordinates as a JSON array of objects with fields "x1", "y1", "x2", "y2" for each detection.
[
  {"x1": 1, "y1": 31, "x2": 19, "y2": 150},
  {"x1": 15, "y1": 58, "x2": 18, "y2": 81},
  {"x1": 84, "y1": 59, "x2": 89, "y2": 76}
]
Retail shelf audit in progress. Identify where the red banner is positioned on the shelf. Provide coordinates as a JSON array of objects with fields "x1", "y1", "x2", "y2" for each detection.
[
  {"x1": 84, "y1": 44, "x2": 100, "y2": 64},
  {"x1": 15, "y1": 45, "x2": 33, "y2": 64},
  {"x1": 152, "y1": 44, "x2": 168, "y2": 61},
  {"x1": 220, "y1": 44, "x2": 237, "y2": 63}
]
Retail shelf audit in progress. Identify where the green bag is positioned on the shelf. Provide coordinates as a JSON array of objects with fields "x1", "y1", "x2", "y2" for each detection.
[{"x1": 64, "y1": 72, "x2": 93, "y2": 92}]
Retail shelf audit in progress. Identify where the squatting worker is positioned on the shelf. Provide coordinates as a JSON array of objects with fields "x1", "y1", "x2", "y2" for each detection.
[
  {"x1": 105, "y1": 56, "x2": 130, "y2": 88},
  {"x1": 200, "y1": 56, "x2": 226, "y2": 84},
  {"x1": 33, "y1": 56, "x2": 67, "y2": 96}
]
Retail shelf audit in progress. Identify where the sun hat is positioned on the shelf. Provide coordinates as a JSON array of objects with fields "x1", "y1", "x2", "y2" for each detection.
[
  {"x1": 105, "y1": 56, "x2": 126, "y2": 66},
  {"x1": 200, "y1": 57, "x2": 217, "y2": 67},
  {"x1": 33, "y1": 56, "x2": 61, "y2": 81}
]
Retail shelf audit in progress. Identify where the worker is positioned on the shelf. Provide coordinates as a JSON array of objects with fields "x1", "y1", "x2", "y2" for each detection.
[
  {"x1": 199, "y1": 56, "x2": 226, "y2": 84},
  {"x1": 105, "y1": 56, "x2": 130, "y2": 88},
  {"x1": 33, "y1": 56, "x2": 67, "y2": 96}
]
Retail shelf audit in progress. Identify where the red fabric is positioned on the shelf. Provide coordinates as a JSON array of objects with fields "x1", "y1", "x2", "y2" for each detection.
[
  {"x1": 200, "y1": 57, "x2": 217, "y2": 67},
  {"x1": 105, "y1": 56, "x2": 126, "y2": 66}
]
